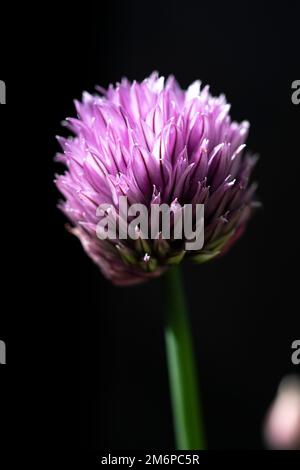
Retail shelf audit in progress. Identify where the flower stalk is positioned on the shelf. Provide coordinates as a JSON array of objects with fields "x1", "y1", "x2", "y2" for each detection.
[{"x1": 164, "y1": 266, "x2": 205, "y2": 450}]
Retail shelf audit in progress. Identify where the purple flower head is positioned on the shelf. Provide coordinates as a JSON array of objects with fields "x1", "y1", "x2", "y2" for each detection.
[{"x1": 55, "y1": 73, "x2": 258, "y2": 285}]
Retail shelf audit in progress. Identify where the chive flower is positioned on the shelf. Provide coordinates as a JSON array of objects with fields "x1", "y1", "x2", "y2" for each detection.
[{"x1": 55, "y1": 72, "x2": 257, "y2": 285}]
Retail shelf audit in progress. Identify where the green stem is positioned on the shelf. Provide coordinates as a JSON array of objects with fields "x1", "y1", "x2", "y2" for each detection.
[{"x1": 164, "y1": 266, "x2": 205, "y2": 450}]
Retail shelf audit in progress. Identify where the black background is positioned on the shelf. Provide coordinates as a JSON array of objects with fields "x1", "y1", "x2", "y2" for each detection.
[{"x1": 0, "y1": 0, "x2": 300, "y2": 456}]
